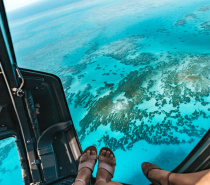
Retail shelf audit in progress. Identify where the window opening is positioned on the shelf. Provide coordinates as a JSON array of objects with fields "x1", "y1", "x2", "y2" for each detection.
[{"x1": 0, "y1": 137, "x2": 24, "y2": 185}]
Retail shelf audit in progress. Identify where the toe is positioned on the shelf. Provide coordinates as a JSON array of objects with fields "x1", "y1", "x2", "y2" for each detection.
[
  {"x1": 87, "y1": 150, "x2": 91, "y2": 156},
  {"x1": 81, "y1": 152, "x2": 87, "y2": 161},
  {"x1": 141, "y1": 162, "x2": 149, "y2": 172},
  {"x1": 91, "y1": 150, "x2": 96, "y2": 155},
  {"x1": 141, "y1": 162, "x2": 146, "y2": 170},
  {"x1": 106, "y1": 151, "x2": 111, "y2": 158},
  {"x1": 101, "y1": 150, "x2": 106, "y2": 156},
  {"x1": 110, "y1": 154, "x2": 114, "y2": 159}
]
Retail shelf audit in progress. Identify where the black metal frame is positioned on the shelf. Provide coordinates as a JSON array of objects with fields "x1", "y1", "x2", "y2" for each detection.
[
  {"x1": 0, "y1": 0, "x2": 16, "y2": 64},
  {"x1": 173, "y1": 129, "x2": 210, "y2": 173},
  {"x1": 0, "y1": 4, "x2": 43, "y2": 183},
  {"x1": 1, "y1": 1, "x2": 82, "y2": 184}
]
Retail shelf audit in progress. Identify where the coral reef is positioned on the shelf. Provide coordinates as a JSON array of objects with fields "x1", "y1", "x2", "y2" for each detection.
[
  {"x1": 200, "y1": 21, "x2": 210, "y2": 31},
  {"x1": 66, "y1": 53, "x2": 210, "y2": 151}
]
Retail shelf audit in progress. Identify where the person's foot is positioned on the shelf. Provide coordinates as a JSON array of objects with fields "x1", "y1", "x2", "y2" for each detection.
[
  {"x1": 75, "y1": 146, "x2": 97, "y2": 185},
  {"x1": 95, "y1": 148, "x2": 116, "y2": 184},
  {"x1": 141, "y1": 162, "x2": 172, "y2": 185}
]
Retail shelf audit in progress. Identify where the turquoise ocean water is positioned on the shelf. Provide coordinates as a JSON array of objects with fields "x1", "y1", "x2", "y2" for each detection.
[{"x1": 1, "y1": 0, "x2": 210, "y2": 184}]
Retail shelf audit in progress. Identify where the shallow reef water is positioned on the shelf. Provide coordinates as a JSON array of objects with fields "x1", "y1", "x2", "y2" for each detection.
[{"x1": 2, "y1": 0, "x2": 210, "y2": 184}]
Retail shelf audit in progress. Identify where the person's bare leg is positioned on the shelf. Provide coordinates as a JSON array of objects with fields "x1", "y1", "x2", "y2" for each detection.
[
  {"x1": 145, "y1": 166, "x2": 210, "y2": 185},
  {"x1": 95, "y1": 150, "x2": 115, "y2": 185},
  {"x1": 106, "y1": 182, "x2": 123, "y2": 185},
  {"x1": 74, "y1": 149, "x2": 96, "y2": 185},
  {"x1": 196, "y1": 171, "x2": 210, "y2": 185},
  {"x1": 106, "y1": 171, "x2": 210, "y2": 185},
  {"x1": 170, "y1": 170, "x2": 210, "y2": 185}
]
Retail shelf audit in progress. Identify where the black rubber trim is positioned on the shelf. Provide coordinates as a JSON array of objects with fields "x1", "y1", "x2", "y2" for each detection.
[
  {"x1": 0, "y1": 0, "x2": 17, "y2": 64},
  {"x1": 173, "y1": 129, "x2": 210, "y2": 173}
]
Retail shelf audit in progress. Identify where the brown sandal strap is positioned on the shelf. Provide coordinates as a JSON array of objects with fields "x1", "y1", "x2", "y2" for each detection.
[
  {"x1": 146, "y1": 167, "x2": 161, "y2": 177},
  {"x1": 142, "y1": 163, "x2": 173, "y2": 185},
  {"x1": 78, "y1": 161, "x2": 96, "y2": 172},
  {"x1": 142, "y1": 162, "x2": 163, "y2": 185},
  {"x1": 98, "y1": 162, "x2": 115, "y2": 177},
  {"x1": 97, "y1": 147, "x2": 116, "y2": 177},
  {"x1": 78, "y1": 146, "x2": 97, "y2": 172},
  {"x1": 98, "y1": 155, "x2": 116, "y2": 165}
]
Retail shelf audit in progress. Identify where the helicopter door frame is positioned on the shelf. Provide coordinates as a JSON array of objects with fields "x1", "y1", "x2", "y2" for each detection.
[
  {"x1": 1, "y1": 1, "x2": 82, "y2": 184},
  {"x1": 0, "y1": 1, "x2": 43, "y2": 183}
]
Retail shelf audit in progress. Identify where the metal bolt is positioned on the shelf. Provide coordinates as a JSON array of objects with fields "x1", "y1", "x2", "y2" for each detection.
[
  {"x1": 27, "y1": 140, "x2": 31, "y2": 143},
  {"x1": 31, "y1": 161, "x2": 35, "y2": 165}
]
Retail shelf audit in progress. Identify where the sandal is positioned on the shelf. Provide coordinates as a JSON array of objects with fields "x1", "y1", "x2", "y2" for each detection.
[
  {"x1": 73, "y1": 146, "x2": 97, "y2": 185},
  {"x1": 95, "y1": 147, "x2": 116, "y2": 184},
  {"x1": 141, "y1": 162, "x2": 172, "y2": 185}
]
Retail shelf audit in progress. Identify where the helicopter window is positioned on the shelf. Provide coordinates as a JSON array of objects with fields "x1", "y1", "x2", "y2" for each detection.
[
  {"x1": 3, "y1": 0, "x2": 210, "y2": 184},
  {"x1": 0, "y1": 137, "x2": 23, "y2": 185}
]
